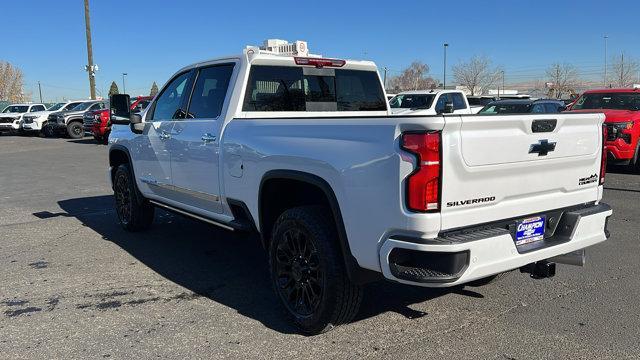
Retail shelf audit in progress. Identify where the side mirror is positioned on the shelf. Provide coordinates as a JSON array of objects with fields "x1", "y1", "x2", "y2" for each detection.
[
  {"x1": 110, "y1": 94, "x2": 131, "y2": 125},
  {"x1": 443, "y1": 101, "x2": 455, "y2": 114}
]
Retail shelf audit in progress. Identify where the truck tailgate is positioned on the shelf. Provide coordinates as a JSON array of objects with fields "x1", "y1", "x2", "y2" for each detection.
[{"x1": 439, "y1": 113, "x2": 605, "y2": 230}]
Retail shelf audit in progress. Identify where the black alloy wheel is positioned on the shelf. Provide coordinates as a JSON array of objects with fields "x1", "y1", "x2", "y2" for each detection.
[
  {"x1": 114, "y1": 170, "x2": 133, "y2": 226},
  {"x1": 275, "y1": 227, "x2": 323, "y2": 317}
]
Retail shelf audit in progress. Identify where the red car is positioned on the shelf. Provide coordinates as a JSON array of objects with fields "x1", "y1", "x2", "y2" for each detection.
[
  {"x1": 83, "y1": 96, "x2": 152, "y2": 144},
  {"x1": 568, "y1": 87, "x2": 640, "y2": 171}
]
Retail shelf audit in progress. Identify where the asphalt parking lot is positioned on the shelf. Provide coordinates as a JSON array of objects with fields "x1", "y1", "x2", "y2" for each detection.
[{"x1": 1, "y1": 135, "x2": 639, "y2": 359}]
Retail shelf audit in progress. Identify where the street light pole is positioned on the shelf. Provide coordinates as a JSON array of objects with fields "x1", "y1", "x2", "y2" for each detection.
[
  {"x1": 122, "y1": 73, "x2": 128, "y2": 94},
  {"x1": 37, "y1": 81, "x2": 43, "y2": 103},
  {"x1": 501, "y1": 70, "x2": 505, "y2": 96},
  {"x1": 383, "y1": 67, "x2": 388, "y2": 91},
  {"x1": 604, "y1": 35, "x2": 608, "y2": 87},
  {"x1": 443, "y1": 43, "x2": 449, "y2": 88}
]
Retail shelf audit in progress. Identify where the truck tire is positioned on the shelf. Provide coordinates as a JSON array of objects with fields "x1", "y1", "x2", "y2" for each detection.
[
  {"x1": 67, "y1": 121, "x2": 84, "y2": 139},
  {"x1": 113, "y1": 163, "x2": 155, "y2": 231},
  {"x1": 42, "y1": 124, "x2": 56, "y2": 138},
  {"x1": 269, "y1": 206, "x2": 363, "y2": 335}
]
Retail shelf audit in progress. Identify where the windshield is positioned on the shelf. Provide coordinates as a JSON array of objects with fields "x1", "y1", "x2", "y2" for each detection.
[
  {"x1": 389, "y1": 94, "x2": 436, "y2": 109},
  {"x1": 479, "y1": 103, "x2": 532, "y2": 114},
  {"x1": 572, "y1": 92, "x2": 640, "y2": 111},
  {"x1": 47, "y1": 103, "x2": 66, "y2": 111},
  {"x1": 63, "y1": 102, "x2": 83, "y2": 111},
  {"x1": 71, "y1": 102, "x2": 96, "y2": 111},
  {"x1": 2, "y1": 105, "x2": 29, "y2": 113}
]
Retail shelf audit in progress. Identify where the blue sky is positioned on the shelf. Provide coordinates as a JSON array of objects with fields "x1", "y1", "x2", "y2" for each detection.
[{"x1": 4, "y1": 0, "x2": 640, "y2": 101}]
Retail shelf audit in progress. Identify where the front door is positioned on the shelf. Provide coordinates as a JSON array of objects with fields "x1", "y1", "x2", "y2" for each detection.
[
  {"x1": 169, "y1": 63, "x2": 235, "y2": 214},
  {"x1": 131, "y1": 70, "x2": 194, "y2": 198}
]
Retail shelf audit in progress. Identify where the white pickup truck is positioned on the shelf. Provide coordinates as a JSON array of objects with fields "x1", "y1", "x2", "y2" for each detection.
[
  {"x1": 389, "y1": 89, "x2": 472, "y2": 115},
  {"x1": 107, "y1": 42, "x2": 611, "y2": 334}
]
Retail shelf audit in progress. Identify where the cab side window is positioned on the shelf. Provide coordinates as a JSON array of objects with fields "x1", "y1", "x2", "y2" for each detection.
[
  {"x1": 451, "y1": 93, "x2": 466, "y2": 110},
  {"x1": 531, "y1": 103, "x2": 545, "y2": 113},
  {"x1": 151, "y1": 71, "x2": 192, "y2": 120},
  {"x1": 186, "y1": 64, "x2": 234, "y2": 119},
  {"x1": 435, "y1": 94, "x2": 449, "y2": 112},
  {"x1": 545, "y1": 103, "x2": 560, "y2": 113},
  {"x1": 31, "y1": 105, "x2": 46, "y2": 112},
  {"x1": 90, "y1": 103, "x2": 105, "y2": 111}
]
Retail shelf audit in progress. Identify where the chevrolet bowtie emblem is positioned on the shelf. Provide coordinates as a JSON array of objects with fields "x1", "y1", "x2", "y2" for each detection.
[{"x1": 529, "y1": 139, "x2": 556, "y2": 156}]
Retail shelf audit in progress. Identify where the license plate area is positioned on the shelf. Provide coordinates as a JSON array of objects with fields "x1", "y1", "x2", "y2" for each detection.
[{"x1": 515, "y1": 216, "x2": 545, "y2": 246}]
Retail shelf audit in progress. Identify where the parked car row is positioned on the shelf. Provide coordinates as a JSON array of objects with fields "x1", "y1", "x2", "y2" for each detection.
[
  {"x1": 0, "y1": 97, "x2": 152, "y2": 143},
  {"x1": 0, "y1": 103, "x2": 47, "y2": 134},
  {"x1": 386, "y1": 86, "x2": 640, "y2": 171}
]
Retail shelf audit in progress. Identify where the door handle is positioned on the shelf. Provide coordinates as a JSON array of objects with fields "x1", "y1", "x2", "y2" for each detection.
[
  {"x1": 201, "y1": 133, "x2": 216, "y2": 143},
  {"x1": 159, "y1": 130, "x2": 171, "y2": 140}
]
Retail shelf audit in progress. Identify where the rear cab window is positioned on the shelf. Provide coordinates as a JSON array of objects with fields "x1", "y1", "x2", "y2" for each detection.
[{"x1": 242, "y1": 64, "x2": 386, "y2": 113}]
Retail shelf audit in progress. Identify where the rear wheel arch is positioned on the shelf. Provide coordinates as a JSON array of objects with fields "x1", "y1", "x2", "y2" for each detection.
[{"x1": 258, "y1": 170, "x2": 380, "y2": 284}]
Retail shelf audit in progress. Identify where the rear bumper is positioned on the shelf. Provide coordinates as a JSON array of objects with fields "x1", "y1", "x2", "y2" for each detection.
[
  {"x1": 379, "y1": 203, "x2": 612, "y2": 287},
  {"x1": 88, "y1": 126, "x2": 108, "y2": 136}
]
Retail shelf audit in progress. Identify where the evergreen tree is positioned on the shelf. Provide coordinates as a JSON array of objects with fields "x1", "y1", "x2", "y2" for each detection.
[
  {"x1": 150, "y1": 81, "x2": 159, "y2": 97},
  {"x1": 108, "y1": 81, "x2": 119, "y2": 97}
]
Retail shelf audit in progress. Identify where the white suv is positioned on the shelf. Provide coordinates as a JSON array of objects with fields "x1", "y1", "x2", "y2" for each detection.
[
  {"x1": 0, "y1": 103, "x2": 47, "y2": 134},
  {"x1": 22, "y1": 101, "x2": 85, "y2": 135},
  {"x1": 389, "y1": 90, "x2": 472, "y2": 115}
]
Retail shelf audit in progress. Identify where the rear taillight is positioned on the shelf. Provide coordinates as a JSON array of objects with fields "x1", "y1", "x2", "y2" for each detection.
[
  {"x1": 401, "y1": 132, "x2": 441, "y2": 212},
  {"x1": 600, "y1": 124, "x2": 607, "y2": 185},
  {"x1": 294, "y1": 57, "x2": 346, "y2": 68}
]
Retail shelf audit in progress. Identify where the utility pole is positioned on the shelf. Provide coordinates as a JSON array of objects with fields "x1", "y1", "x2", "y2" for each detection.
[
  {"x1": 383, "y1": 67, "x2": 388, "y2": 91},
  {"x1": 83, "y1": 0, "x2": 96, "y2": 99},
  {"x1": 443, "y1": 43, "x2": 449, "y2": 88},
  {"x1": 604, "y1": 35, "x2": 608, "y2": 88},
  {"x1": 122, "y1": 73, "x2": 128, "y2": 94},
  {"x1": 37, "y1": 81, "x2": 43, "y2": 103}
]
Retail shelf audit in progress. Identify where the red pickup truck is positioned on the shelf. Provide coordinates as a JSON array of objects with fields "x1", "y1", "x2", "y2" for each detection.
[
  {"x1": 84, "y1": 96, "x2": 152, "y2": 144},
  {"x1": 568, "y1": 88, "x2": 640, "y2": 171}
]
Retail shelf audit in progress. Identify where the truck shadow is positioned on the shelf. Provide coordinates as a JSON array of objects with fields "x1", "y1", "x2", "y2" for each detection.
[{"x1": 55, "y1": 195, "x2": 481, "y2": 335}]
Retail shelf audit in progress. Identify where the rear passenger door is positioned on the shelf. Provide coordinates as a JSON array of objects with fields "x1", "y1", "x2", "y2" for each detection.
[{"x1": 169, "y1": 63, "x2": 235, "y2": 214}]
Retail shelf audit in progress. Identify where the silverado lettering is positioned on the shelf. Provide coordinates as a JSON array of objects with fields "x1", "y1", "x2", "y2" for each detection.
[{"x1": 446, "y1": 196, "x2": 496, "y2": 207}]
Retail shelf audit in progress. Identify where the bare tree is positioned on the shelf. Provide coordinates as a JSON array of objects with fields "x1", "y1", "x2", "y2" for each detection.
[
  {"x1": 452, "y1": 56, "x2": 502, "y2": 96},
  {"x1": 387, "y1": 61, "x2": 438, "y2": 92},
  {"x1": 545, "y1": 63, "x2": 579, "y2": 99},
  {"x1": 0, "y1": 61, "x2": 27, "y2": 102},
  {"x1": 610, "y1": 53, "x2": 639, "y2": 88}
]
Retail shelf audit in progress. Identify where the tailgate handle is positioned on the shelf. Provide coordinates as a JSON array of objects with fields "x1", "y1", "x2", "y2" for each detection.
[{"x1": 532, "y1": 119, "x2": 557, "y2": 133}]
